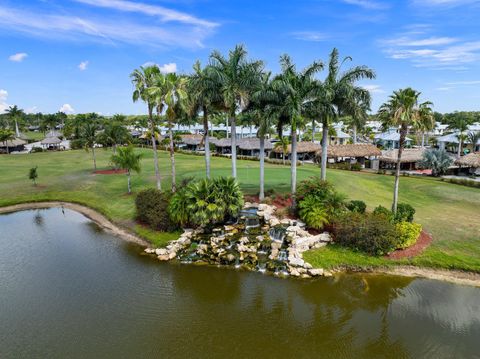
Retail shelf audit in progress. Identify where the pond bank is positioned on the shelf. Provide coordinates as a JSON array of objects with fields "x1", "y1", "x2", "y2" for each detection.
[{"x1": 1, "y1": 201, "x2": 479, "y2": 287}]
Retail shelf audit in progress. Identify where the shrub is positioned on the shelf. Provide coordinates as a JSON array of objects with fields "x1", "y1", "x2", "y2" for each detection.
[
  {"x1": 373, "y1": 205, "x2": 392, "y2": 219},
  {"x1": 419, "y1": 148, "x2": 453, "y2": 176},
  {"x1": 70, "y1": 138, "x2": 86, "y2": 150},
  {"x1": 169, "y1": 177, "x2": 244, "y2": 228},
  {"x1": 135, "y1": 189, "x2": 177, "y2": 231},
  {"x1": 396, "y1": 222, "x2": 422, "y2": 249},
  {"x1": 395, "y1": 203, "x2": 415, "y2": 223},
  {"x1": 347, "y1": 200, "x2": 366, "y2": 214},
  {"x1": 298, "y1": 195, "x2": 329, "y2": 229},
  {"x1": 30, "y1": 147, "x2": 44, "y2": 153},
  {"x1": 333, "y1": 213, "x2": 399, "y2": 256}
]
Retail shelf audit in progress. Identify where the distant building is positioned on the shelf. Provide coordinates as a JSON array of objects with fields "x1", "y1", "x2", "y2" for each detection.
[{"x1": 374, "y1": 128, "x2": 413, "y2": 149}]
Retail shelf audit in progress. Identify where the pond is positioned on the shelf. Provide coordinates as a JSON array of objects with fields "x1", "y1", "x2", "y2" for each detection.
[{"x1": 1, "y1": 208, "x2": 479, "y2": 358}]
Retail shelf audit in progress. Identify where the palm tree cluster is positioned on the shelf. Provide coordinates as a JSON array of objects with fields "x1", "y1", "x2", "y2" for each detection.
[{"x1": 131, "y1": 45, "x2": 376, "y2": 205}]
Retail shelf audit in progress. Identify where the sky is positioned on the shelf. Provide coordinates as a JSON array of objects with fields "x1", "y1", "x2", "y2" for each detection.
[{"x1": 0, "y1": 0, "x2": 479, "y2": 115}]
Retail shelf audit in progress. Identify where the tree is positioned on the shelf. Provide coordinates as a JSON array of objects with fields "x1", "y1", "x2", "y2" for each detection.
[
  {"x1": 163, "y1": 73, "x2": 188, "y2": 192},
  {"x1": 344, "y1": 98, "x2": 370, "y2": 144},
  {"x1": 188, "y1": 60, "x2": 222, "y2": 178},
  {"x1": 271, "y1": 54, "x2": 323, "y2": 203},
  {"x1": 111, "y1": 146, "x2": 142, "y2": 194},
  {"x1": 98, "y1": 121, "x2": 131, "y2": 155},
  {"x1": 468, "y1": 131, "x2": 480, "y2": 152},
  {"x1": 313, "y1": 48, "x2": 375, "y2": 180},
  {"x1": 445, "y1": 112, "x2": 473, "y2": 158},
  {"x1": 378, "y1": 88, "x2": 434, "y2": 213},
  {"x1": 131, "y1": 65, "x2": 163, "y2": 190},
  {"x1": 5, "y1": 105, "x2": 25, "y2": 137},
  {"x1": 210, "y1": 44, "x2": 264, "y2": 178},
  {"x1": 419, "y1": 148, "x2": 453, "y2": 176},
  {"x1": 29, "y1": 166, "x2": 38, "y2": 186},
  {"x1": 81, "y1": 121, "x2": 100, "y2": 170},
  {"x1": 0, "y1": 128, "x2": 15, "y2": 154}
]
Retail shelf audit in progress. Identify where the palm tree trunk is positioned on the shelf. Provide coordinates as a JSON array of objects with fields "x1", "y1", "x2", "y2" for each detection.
[
  {"x1": 291, "y1": 123, "x2": 298, "y2": 206},
  {"x1": 320, "y1": 121, "x2": 329, "y2": 180},
  {"x1": 168, "y1": 122, "x2": 176, "y2": 193},
  {"x1": 127, "y1": 171, "x2": 131, "y2": 194},
  {"x1": 15, "y1": 119, "x2": 20, "y2": 138},
  {"x1": 421, "y1": 132, "x2": 425, "y2": 147},
  {"x1": 312, "y1": 120, "x2": 316, "y2": 142},
  {"x1": 283, "y1": 152, "x2": 285, "y2": 165},
  {"x1": 457, "y1": 135, "x2": 462, "y2": 158},
  {"x1": 353, "y1": 124, "x2": 357, "y2": 144},
  {"x1": 148, "y1": 105, "x2": 161, "y2": 190},
  {"x1": 203, "y1": 107, "x2": 211, "y2": 179},
  {"x1": 230, "y1": 114, "x2": 237, "y2": 178},
  {"x1": 92, "y1": 145, "x2": 97, "y2": 171},
  {"x1": 392, "y1": 124, "x2": 407, "y2": 213},
  {"x1": 259, "y1": 136, "x2": 265, "y2": 201}
]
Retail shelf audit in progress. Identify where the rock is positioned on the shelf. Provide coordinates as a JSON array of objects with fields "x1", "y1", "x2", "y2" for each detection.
[
  {"x1": 323, "y1": 270, "x2": 333, "y2": 277},
  {"x1": 155, "y1": 248, "x2": 167, "y2": 256},
  {"x1": 289, "y1": 268, "x2": 300, "y2": 277},
  {"x1": 280, "y1": 218, "x2": 291, "y2": 225},
  {"x1": 301, "y1": 274, "x2": 311, "y2": 279},
  {"x1": 256, "y1": 235, "x2": 265, "y2": 242},
  {"x1": 226, "y1": 254, "x2": 236, "y2": 262},
  {"x1": 288, "y1": 257, "x2": 305, "y2": 267},
  {"x1": 144, "y1": 248, "x2": 155, "y2": 254},
  {"x1": 157, "y1": 254, "x2": 170, "y2": 261},
  {"x1": 304, "y1": 262, "x2": 313, "y2": 269},
  {"x1": 268, "y1": 217, "x2": 280, "y2": 227},
  {"x1": 309, "y1": 268, "x2": 324, "y2": 276},
  {"x1": 168, "y1": 251, "x2": 177, "y2": 260}
]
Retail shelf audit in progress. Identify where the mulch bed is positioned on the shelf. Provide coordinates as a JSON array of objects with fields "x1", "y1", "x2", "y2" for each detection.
[
  {"x1": 387, "y1": 230, "x2": 433, "y2": 260},
  {"x1": 93, "y1": 169, "x2": 127, "y2": 175}
]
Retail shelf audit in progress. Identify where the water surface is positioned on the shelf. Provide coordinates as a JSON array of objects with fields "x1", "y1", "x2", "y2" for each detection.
[{"x1": 1, "y1": 208, "x2": 479, "y2": 358}]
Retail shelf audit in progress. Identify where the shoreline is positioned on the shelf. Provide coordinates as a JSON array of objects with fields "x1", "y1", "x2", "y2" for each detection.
[
  {"x1": 0, "y1": 201, "x2": 150, "y2": 247},
  {"x1": 1, "y1": 201, "x2": 479, "y2": 287}
]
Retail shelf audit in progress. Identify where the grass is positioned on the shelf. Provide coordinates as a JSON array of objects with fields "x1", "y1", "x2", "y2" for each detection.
[
  {"x1": 1, "y1": 148, "x2": 479, "y2": 271},
  {"x1": 24, "y1": 131, "x2": 45, "y2": 142}
]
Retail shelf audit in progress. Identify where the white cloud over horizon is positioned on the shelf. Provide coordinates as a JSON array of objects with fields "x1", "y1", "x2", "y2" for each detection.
[
  {"x1": 291, "y1": 31, "x2": 329, "y2": 42},
  {"x1": 361, "y1": 84, "x2": 385, "y2": 94},
  {"x1": 342, "y1": 0, "x2": 389, "y2": 9},
  {"x1": 59, "y1": 104, "x2": 75, "y2": 114},
  {"x1": 8, "y1": 52, "x2": 28, "y2": 62},
  {"x1": 0, "y1": 89, "x2": 9, "y2": 113},
  {"x1": 158, "y1": 63, "x2": 177, "y2": 73},
  {"x1": 78, "y1": 61, "x2": 89, "y2": 71}
]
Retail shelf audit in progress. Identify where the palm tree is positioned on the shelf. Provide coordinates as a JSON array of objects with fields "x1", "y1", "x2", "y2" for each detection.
[
  {"x1": 378, "y1": 88, "x2": 434, "y2": 213},
  {"x1": 345, "y1": 98, "x2": 370, "y2": 144},
  {"x1": 274, "y1": 137, "x2": 290, "y2": 165},
  {"x1": 5, "y1": 105, "x2": 25, "y2": 137},
  {"x1": 446, "y1": 113, "x2": 472, "y2": 158},
  {"x1": 0, "y1": 128, "x2": 15, "y2": 154},
  {"x1": 314, "y1": 48, "x2": 375, "y2": 180},
  {"x1": 98, "y1": 121, "x2": 131, "y2": 155},
  {"x1": 271, "y1": 54, "x2": 323, "y2": 203},
  {"x1": 81, "y1": 121, "x2": 99, "y2": 171},
  {"x1": 131, "y1": 65, "x2": 162, "y2": 190},
  {"x1": 188, "y1": 61, "x2": 221, "y2": 178},
  {"x1": 163, "y1": 73, "x2": 188, "y2": 192},
  {"x1": 468, "y1": 131, "x2": 480, "y2": 152},
  {"x1": 210, "y1": 44, "x2": 264, "y2": 178},
  {"x1": 419, "y1": 148, "x2": 453, "y2": 176},
  {"x1": 111, "y1": 146, "x2": 142, "y2": 194}
]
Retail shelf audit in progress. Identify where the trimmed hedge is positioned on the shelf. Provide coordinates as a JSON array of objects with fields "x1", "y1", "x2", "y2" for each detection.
[{"x1": 135, "y1": 188, "x2": 177, "y2": 231}]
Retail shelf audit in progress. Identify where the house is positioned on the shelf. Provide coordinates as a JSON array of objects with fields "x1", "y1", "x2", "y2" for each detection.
[
  {"x1": 316, "y1": 144, "x2": 381, "y2": 168},
  {"x1": 272, "y1": 141, "x2": 321, "y2": 161},
  {"x1": 374, "y1": 128, "x2": 413, "y2": 149},
  {"x1": 41, "y1": 136, "x2": 62, "y2": 150},
  {"x1": 0, "y1": 138, "x2": 26, "y2": 153},
  {"x1": 179, "y1": 134, "x2": 205, "y2": 151},
  {"x1": 330, "y1": 126, "x2": 351, "y2": 145},
  {"x1": 455, "y1": 152, "x2": 480, "y2": 176},
  {"x1": 437, "y1": 131, "x2": 480, "y2": 154},
  {"x1": 237, "y1": 138, "x2": 273, "y2": 157},
  {"x1": 379, "y1": 148, "x2": 426, "y2": 170}
]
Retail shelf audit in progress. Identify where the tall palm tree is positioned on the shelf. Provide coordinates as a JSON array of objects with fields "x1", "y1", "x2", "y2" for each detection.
[
  {"x1": 163, "y1": 73, "x2": 188, "y2": 192},
  {"x1": 98, "y1": 121, "x2": 131, "y2": 155},
  {"x1": 188, "y1": 61, "x2": 221, "y2": 178},
  {"x1": 446, "y1": 114, "x2": 472, "y2": 158},
  {"x1": 5, "y1": 105, "x2": 25, "y2": 137},
  {"x1": 111, "y1": 146, "x2": 142, "y2": 194},
  {"x1": 210, "y1": 44, "x2": 264, "y2": 178},
  {"x1": 131, "y1": 65, "x2": 162, "y2": 190},
  {"x1": 274, "y1": 137, "x2": 290, "y2": 165},
  {"x1": 314, "y1": 48, "x2": 375, "y2": 180},
  {"x1": 81, "y1": 121, "x2": 100, "y2": 171},
  {"x1": 345, "y1": 98, "x2": 370, "y2": 144},
  {"x1": 378, "y1": 88, "x2": 434, "y2": 213},
  {"x1": 271, "y1": 54, "x2": 323, "y2": 203}
]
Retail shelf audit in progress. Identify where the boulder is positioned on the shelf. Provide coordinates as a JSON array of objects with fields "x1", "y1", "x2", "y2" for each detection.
[
  {"x1": 157, "y1": 254, "x2": 170, "y2": 261},
  {"x1": 309, "y1": 268, "x2": 324, "y2": 276},
  {"x1": 144, "y1": 248, "x2": 155, "y2": 254},
  {"x1": 155, "y1": 248, "x2": 167, "y2": 256},
  {"x1": 288, "y1": 257, "x2": 305, "y2": 267}
]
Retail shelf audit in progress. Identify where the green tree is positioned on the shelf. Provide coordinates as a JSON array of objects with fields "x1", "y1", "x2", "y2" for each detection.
[
  {"x1": 0, "y1": 128, "x2": 15, "y2": 154},
  {"x1": 81, "y1": 121, "x2": 100, "y2": 170},
  {"x1": 419, "y1": 149, "x2": 453, "y2": 176},
  {"x1": 274, "y1": 136, "x2": 290, "y2": 165},
  {"x1": 97, "y1": 121, "x2": 131, "y2": 155},
  {"x1": 468, "y1": 131, "x2": 480, "y2": 152},
  {"x1": 28, "y1": 166, "x2": 38, "y2": 186},
  {"x1": 271, "y1": 54, "x2": 323, "y2": 203},
  {"x1": 378, "y1": 88, "x2": 434, "y2": 213},
  {"x1": 131, "y1": 65, "x2": 163, "y2": 190},
  {"x1": 210, "y1": 44, "x2": 264, "y2": 178},
  {"x1": 111, "y1": 146, "x2": 142, "y2": 194},
  {"x1": 5, "y1": 105, "x2": 25, "y2": 137},
  {"x1": 445, "y1": 112, "x2": 473, "y2": 158}
]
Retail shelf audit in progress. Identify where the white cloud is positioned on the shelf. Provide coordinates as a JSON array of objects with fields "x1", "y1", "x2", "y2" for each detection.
[
  {"x1": 342, "y1": 0, "x2": 389, "y2": 9},
  {"x1": 25, "y1": 106, "x2": 38, "y2": 114},
  {"x1": 435, "y1": 87, "x2": 452, "y2": 91},
  {"x1": 291, "y1": 31, "x2": 329, "y2": 42},
  {"x1": 0, "y1": 89, "x2": 9, "y2": 113},
  {"x1": 158, "y1": 63, "x2": 177, "y2": 73},
  {"x1": 383, "y1": 36, "x2": 457, "y2": 47},
  {"x1": 8, "y1": 52, "x2": 28, "y2": 62},
  {"x1": 361, "y1": 84, "x2": 385, "y2": 94},
  {"x1": 74, "y1": 0, "x2": 217, "y2": 28},
  {"x1": 78, "y1": 61, "x2": 89, "y2": 71},
  {"x1": 411, "y1": 0, "x2": 480, "y2": 7},
  {"x1": 0, "y1": 4, "x2": 216, "y2": 49},
  {"x1": 59, "y1": 104, "x2": 75, "y2": 114},
  {"x1": 446, "y1": 80, "x2": 480, "y2": 85}
]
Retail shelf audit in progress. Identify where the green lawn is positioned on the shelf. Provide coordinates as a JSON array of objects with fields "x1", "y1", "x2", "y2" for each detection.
[{"x1": 1, "y1": 148, "x2": 479, "y2": 272}]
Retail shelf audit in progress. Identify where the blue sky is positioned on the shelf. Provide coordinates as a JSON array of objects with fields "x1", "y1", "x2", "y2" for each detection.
[{"x1": 1, "y1": 0, "x2": 479, "y2": 115}]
